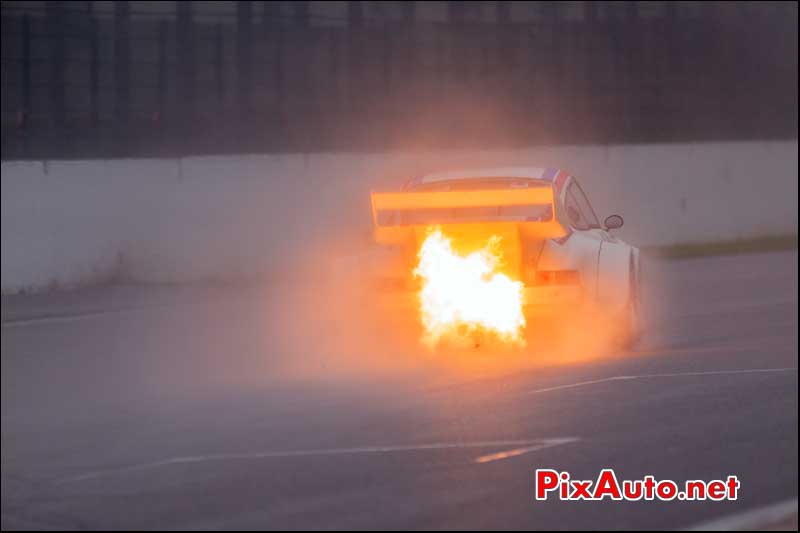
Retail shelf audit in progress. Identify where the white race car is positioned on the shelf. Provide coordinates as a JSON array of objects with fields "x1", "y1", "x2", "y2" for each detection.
[{"x1": 371, "y1": 167, "x2": 641, "y2": 346}]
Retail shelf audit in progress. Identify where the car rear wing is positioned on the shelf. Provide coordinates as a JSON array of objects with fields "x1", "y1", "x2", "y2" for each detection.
[{"x1": 370, "y1": 186, "x2": 568, "y2": 245}]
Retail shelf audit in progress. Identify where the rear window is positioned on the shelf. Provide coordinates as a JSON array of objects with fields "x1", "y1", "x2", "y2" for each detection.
[
  {"x1": 376, "y1": 204, "x2": 553, "y2": 227},
  {"x1": 406, "y1": 177, "x2": 549, "y2": 191}
]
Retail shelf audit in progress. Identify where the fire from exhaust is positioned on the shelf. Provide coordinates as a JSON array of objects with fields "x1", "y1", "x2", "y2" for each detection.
[{"x1": 414, "y1": 228, "x2": 526, "y2": 347}]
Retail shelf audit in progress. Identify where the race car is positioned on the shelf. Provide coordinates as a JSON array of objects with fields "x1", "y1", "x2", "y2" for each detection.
[{"x1": 370, "y1": 167, "x2": 641, "y2": 346}]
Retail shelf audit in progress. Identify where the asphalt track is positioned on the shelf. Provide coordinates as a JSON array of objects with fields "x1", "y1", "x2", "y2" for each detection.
[{"x1": 2, "y1": 251, "x2": 797, "y2": 530}]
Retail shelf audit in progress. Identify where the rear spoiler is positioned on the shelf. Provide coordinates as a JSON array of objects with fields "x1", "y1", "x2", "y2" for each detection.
[{"x1": 370, "y1": 186, "x2": 568, "y2": 245}]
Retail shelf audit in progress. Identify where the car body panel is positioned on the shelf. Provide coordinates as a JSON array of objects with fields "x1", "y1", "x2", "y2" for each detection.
[{"x1": 371, "y1": 167, "x2": 639, "y2": 320}]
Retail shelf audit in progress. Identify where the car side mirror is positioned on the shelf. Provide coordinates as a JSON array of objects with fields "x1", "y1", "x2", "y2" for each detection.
[{"x1": 604, "y1": 214, "x2": 624, "y2": 230}]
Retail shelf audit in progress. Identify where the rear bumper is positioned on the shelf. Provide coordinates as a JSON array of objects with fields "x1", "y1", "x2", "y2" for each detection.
[{"x1": 523, "y1": 285, "x2": 584, "y2": 316}]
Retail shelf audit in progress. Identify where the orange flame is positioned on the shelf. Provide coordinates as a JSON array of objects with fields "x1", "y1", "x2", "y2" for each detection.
[{"x1": 414, "y1": 228, "x2": 526, "y2": 347}]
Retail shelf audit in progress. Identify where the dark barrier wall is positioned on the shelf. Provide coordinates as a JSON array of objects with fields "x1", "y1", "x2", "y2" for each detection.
[{"x1": 1, "y1": 1, "x2": 797, "y2": 160}]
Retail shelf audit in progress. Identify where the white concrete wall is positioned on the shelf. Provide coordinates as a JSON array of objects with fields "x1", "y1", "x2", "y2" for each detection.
[{"x1": 2, "y1": 141, "x2": 797, "y2": 293}]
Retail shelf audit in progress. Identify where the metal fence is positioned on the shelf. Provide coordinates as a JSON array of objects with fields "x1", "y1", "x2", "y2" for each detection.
[{"x1": 1, "y1": 1, "x2": 797, "y2": 160}]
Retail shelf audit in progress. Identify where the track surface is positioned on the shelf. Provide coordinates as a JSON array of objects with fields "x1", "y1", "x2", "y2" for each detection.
[{"x1": 2, "y1": 251, "x2": 797, "y2": 530}]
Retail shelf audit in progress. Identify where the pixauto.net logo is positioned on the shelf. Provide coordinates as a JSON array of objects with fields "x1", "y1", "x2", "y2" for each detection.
[{"x1": 535, "y1": 469, "x2": 740, "y2": 502}]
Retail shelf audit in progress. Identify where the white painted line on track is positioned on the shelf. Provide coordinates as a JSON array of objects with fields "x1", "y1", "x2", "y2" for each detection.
[
  {"x1": 2, "y1": 301, "x2": 199, "y2": 328},
  {"x1": 57, "y1": 437, "x2": 580, "y2": 484},
  {"x1": 624, "y1": 344, "x2": 754, "y2": 357},
  {"x1": 526, "y1": 367, "x2": 798, "y2": 395},
  {"x1": 473, "y1": 437, "x2": 578, "y2": 464},
  {"x1": 685, "y1": 498, "x2": 797, "y2": 531},
  {"x1": 2, "y1": 308, "x2": 133, "y2": 328}
]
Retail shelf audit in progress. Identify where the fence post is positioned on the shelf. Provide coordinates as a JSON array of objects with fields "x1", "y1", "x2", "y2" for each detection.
[
  {"x1": 328, "y1": 28, "x2": 339, "y2": 119},
  {"x1": 382, "y1": 27, "x2": 393, "y2": 141},
  {"x1": 402, "y1": 2, "x2": 416, "y2": 25},
  {"x1": 497, "y1": 1, "x2": 513, "y2": 80},
  {"x1": 348, "y1": 1, "x2": 363, "y2": 27},
  {"x1": 623, "y1": 1, "x2": 641, "y2": 138},
  {"x1": 347, "y1": 1, "x2": 363, "y2": 114},
  {"x1": 19, "y1": 14, "x2": 32, "y2": 127},
  {"x1": 157, "y1": 20, "x2": 168, "y2": 122},
  {"x1": 114, "y1": 2, "x2": 130, "y2": 128},
  {"x1": 237, "y1": 2, "x2": 252, "y2": 116},
  {"x1": 263, "y1": 1, "x2": 284, "y2": 117},
  {"x1": 383, "y1": 31, "x2": 392, "y2": 92},
  {"x1": 47, "y1": 1, "x2": 66, "y2": 129},
  {"x1": 176, "y1": 1, "x2": 195, "y2": 127},
  {"x1": 89, "y1": 16, "x2": 99, "y2": 127},
  {"x1": 665, "y1": 2, "x2": 681, "y2": 74},
  {"x1": 447, "y1": 2, "x2": 464, "y2": 25},
  {"x1": 215, "y1": 22, "x2": 224, "y2": 107},
  {"x1": 401, "y1": 0, "x2": 415, "y2": 116},
  {"x1": 447, "y1": 1, "x2": 463, "y2": 83},
  {"x1": 293, "y1": 1, "x2": 309, "y2": 28}
]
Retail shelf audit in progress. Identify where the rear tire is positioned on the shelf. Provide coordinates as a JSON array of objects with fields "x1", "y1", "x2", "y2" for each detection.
[{"x1": 618, "y1": 254, "x2": 642, "y2": 349}]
